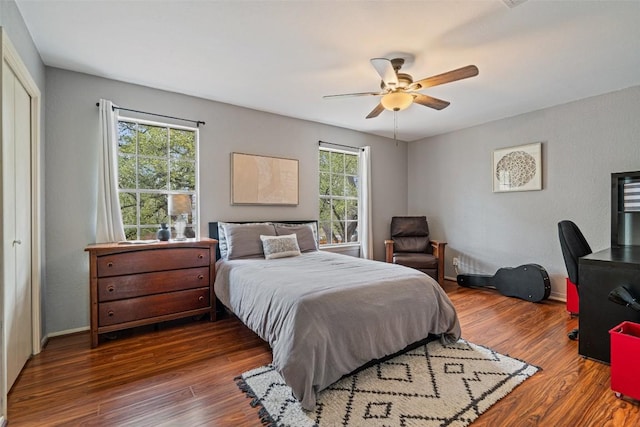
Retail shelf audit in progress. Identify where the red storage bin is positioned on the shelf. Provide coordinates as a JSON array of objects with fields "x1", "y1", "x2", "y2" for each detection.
[
  {"x1": 609, "y1": 321, "x2": 640, "y2": 400},
  {"x1": 566, "y1": 278, "x2": 579, "y2": 315}
]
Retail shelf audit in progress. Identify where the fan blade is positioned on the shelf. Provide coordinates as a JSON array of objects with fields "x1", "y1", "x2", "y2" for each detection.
[
  {"x1": 323, "y1": 91, "x2": 383, "y2": 99},
  {"x1": 413, "y1": 94, "x2": 450, "y2": 110},
  {"x1": 366, "y1": 103, "x2": 385, "y2": 119},
  {"x1": 370, "y1": 58, "x2": 398, "y2": 89},
  {"x1": 409, "y1": 65, "x2": 479, "y2": 90}
]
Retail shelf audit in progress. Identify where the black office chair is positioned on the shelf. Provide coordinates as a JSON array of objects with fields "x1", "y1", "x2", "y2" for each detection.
[{"x1": 558, "y1": 220, "x2": 593, "y2": 341}]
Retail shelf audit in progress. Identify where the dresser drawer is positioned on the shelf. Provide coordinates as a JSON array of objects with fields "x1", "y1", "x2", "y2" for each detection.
[
  {"x1": 98, "y1": 267, "x2": 209, "y2": 302},
  {"x1": 98, "y1": 288, "x2": 210, "y2": 327},
  {"x1": 97, "y1": 247, "x2": 210, "y2": 277}
]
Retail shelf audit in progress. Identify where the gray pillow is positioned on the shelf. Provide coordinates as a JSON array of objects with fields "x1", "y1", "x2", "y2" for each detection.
[
  {"x1": 274, "y1": 223, "x2": 318, "y2": 252},
  {"x1": 260, "y1": 234, "x2": 301, "y2": 259},
  {"x1": 222, "y1": 222, "x2": 276, "y2": 260}
]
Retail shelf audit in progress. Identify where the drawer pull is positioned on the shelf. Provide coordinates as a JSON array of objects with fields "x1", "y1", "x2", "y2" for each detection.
[
  {"x1": 108, "y1": 310, "x2": 115, "y2": 317},
  {"x1": 197, "y1": 274, "x2": 204, "y2": 280},
  {"x1": 198, "y1": 254, "x2": 204, "y2": 259},
  {"x1": 107, "y1": 262, "x2": 114, "y2": 268},
  {"x1": 107, "y1": 285, "x2": 115, "y2": 293},
  {"x1": 198, "y1": 296, "x2": 204, "y2": 302}
]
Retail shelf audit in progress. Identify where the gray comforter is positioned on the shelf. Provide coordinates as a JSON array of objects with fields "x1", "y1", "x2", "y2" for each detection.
[{"x1": 215, "y1": 251, "x2": 461, "y2": 410}]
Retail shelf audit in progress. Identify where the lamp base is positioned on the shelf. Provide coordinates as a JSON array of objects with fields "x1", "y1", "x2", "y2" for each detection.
[{"x1": 174, "y1": 220, "x2": 187, "y2": 241}]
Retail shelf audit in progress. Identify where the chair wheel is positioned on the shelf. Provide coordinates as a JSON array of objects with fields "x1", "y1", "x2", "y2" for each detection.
[
  {"x1": 568, "y1": 329, "x2": 579, "y2": 341},
  {"x1": 615, "y1": 392, "x2": 622, "y2": 399}
]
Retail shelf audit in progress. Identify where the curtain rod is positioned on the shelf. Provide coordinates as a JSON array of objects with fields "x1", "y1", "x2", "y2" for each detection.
[
  {"x1": 318, "y1": 140, "x2": 364, "y2": 152},
  {"x1": 95, "y1": 102, "x2": 205, "y2": 127}
]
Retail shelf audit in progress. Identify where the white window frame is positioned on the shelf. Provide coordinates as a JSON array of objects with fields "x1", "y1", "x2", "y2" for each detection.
[
  {"x1": 117, "y1": 116, "x2": 200, "y2": 240},
  {"x1": 319, "y1": 147, "x2": 360, "y2": 247}
]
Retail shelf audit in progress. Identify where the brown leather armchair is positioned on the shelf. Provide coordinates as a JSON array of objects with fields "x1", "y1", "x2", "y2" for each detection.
[{"x1": 384, "y1": 216, "x2": 446, "y2": 286}]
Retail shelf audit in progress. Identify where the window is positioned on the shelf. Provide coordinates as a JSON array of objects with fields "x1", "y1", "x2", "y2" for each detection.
[
  {"x1": 117, "y1": 118, "x2": 199, "y2": 240},
  {"x1": 319, "y1": 148, "x2": 359, "y2": 245}
]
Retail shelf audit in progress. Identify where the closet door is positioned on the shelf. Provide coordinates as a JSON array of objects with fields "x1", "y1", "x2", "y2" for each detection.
[{"x1": 2, "y1": 60, "x2": 32, "y2": 391}]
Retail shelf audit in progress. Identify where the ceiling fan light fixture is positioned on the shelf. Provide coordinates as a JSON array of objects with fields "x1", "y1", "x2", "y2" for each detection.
[{"x1": 381, "y1": 92, "x2": 413, "y2": 111}]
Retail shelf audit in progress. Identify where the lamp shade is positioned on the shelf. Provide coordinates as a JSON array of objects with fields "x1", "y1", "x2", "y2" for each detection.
[
  {"x1": 381, "y1": 92, "x2": 414, "y2": 111},
  {"x1": 169, "y1": 194, "x2": 192, "y2": 216}
]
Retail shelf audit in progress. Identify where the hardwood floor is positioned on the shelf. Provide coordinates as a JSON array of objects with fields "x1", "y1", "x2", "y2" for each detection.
[{"x1": 8, "y1": 280, "x2": 640, "y2": 426}]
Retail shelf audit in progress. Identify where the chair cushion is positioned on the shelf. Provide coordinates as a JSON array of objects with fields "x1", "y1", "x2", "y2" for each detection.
[
  {"x1": 393, "y1": 252, "x2": 438, "y2": 270},
  {"x1": 393, "y1": 236, "x2": 429, "y2": 253}
]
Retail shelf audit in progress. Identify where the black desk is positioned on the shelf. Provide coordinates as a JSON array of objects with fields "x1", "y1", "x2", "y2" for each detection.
[{"x1": 579, "y1": 246, "x2": 640, "y2": 363}]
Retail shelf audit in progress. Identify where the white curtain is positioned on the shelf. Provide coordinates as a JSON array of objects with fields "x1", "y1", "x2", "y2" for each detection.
[
  {"x1": 359, "y1": 146, "x2": 373, "y2": 259},
  {"x1": 96, "y1": 99, "x2": 126, "y2": 243}
]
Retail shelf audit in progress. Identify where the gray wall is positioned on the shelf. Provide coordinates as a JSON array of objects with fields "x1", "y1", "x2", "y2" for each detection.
[
  {"x1": 44, "y1": 67, "x2": 408, "y2": 335},
  {"x1": 408, "y1": 85, "x2": 640, "y2": 300},
  {"x1": 1, "y1": 0, "x2": 47, "y2": 337}
]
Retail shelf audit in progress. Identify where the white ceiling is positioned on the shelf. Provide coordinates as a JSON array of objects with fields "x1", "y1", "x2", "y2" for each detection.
[{"x1": 15, "y1": 0, "x2": 640, "y2": 141}]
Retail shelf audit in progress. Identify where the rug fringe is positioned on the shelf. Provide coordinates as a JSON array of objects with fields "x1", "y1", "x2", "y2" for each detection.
[{"x1": 236, "y1": 375, "x2": 279, "y2": 426}]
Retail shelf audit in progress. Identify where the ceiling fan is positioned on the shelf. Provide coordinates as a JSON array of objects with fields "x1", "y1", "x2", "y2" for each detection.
[{"x1": 323, "y1": 58, "x2": 479, "y2": 119}]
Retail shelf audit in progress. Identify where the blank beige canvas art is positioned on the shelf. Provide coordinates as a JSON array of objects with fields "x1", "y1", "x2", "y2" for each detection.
[{"x1": 231, "y1": 152, "x2": 299, "y2": 205}]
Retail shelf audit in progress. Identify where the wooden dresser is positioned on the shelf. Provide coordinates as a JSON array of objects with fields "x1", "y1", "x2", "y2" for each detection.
[{"x1": 85, "y1": 238, "x2": 218, "y2": 348}]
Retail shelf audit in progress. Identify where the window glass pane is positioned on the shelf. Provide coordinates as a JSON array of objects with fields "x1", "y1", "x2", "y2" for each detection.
[
  {"x1": 330, "y1": 151, "x2": 344, "y2": 174},
  {"x1": 140, "y1": 227, "x2": 158, "y2": 240},
  {"x1": 345, "y1": 154, "x2": 358, "y2": 175},
  {"x1": 332, "y1": 222, "x2": 345, "y2": 244},
  {"x1": 138, "y1": 157, "x2": 168, "y2": 190},
  {"x1": 319, "y1": 198, "x2": 331, "y2": 222},
  {"x1": 118, "y1": 155, "x2": 136, "y2": 189},
  {"x1": 345, "y1": 175, "x2": 358, "y2": 197},
  {"x1": 124, "y1": 227, "x2": 138, "y2": 240},
  {"x1": 318, "y1": 222, "x2": 330, "y2": 245},
  {"x1": 319, "y1": 150, "x2": 330, "y2": 172},
  {"x1": 170, "y1": 129, "x2": 195, "y2": 159},
  {"x1": 170, "y1": 160, "x2": 196, "y2": 190},
  {"x1": 346, "y1": 222, "x2": 358, "y2": 243},
  {"x1": 138, "y1": 124, "x2": 167, "y2": 157},
  {"x1": 119, "y1": 192, "x2": 137, "y2": 225},
  {"x1": 140, "y1": 193, "x2": 168, "y2": 225},
  {"x1": 319, "y1": 172, "x2": 330, "y2": 195},
  {"x1": 332, "y1": 199, "x2": 346, "y2": 220},
  {"x1": 118, "y1": 122, "x2": 137, "y2": 154},
  {"x1": 331, "y1": 174, "x2": 344, "y2": 197},
  {"x1": 346, "y1": 199, "x2": 358, "y2": 221}
]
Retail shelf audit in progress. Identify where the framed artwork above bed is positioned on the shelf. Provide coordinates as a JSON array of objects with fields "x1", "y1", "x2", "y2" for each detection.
[{"x1": 231, "y1": 152, "x2": 299, "y2": 205}]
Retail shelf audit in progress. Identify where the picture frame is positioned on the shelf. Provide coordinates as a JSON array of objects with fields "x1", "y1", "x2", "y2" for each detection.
[
  {"x1": 492, "y1": 142, "x2": 542, "y2": 193},
  {"x1": 231, "y1": 152, "x2": 299, "y2": 205}
]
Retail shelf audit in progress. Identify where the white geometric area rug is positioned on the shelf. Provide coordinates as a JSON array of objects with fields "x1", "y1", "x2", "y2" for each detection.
[{"x1": 236, "y1": 339, "x2": 540, "y2": 427}]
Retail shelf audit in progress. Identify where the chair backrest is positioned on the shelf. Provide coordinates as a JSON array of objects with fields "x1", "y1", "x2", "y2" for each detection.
[
  {"x1": 391, "y1": 216, "x2": 431, "y2": 254},
  {"x1": 558, "y1": 220, "x2": 593, "y2": 285}
]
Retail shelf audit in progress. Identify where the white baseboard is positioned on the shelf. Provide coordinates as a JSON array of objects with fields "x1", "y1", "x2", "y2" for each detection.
[
  {"x1": 47, "y1": 325, "x2": 89, "y2": 338},
  {"x1": 446, "y1": 275, "x2": 567, "y2": 303}
]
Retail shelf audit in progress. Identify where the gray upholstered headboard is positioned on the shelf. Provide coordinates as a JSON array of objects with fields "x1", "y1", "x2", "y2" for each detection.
[{"x1": 208, "y1": 220, "x2": 318, "y2": 260}]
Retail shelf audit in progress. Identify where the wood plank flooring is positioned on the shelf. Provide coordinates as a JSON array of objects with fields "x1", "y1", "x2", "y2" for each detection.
[{"x1": 8, "y1": 280, "x2": 640, "y2": 426}]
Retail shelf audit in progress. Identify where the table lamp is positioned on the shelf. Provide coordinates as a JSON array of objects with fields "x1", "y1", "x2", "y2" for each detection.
[{"x1": 169, "y1": 194, "x2": 192, "y2": 240}]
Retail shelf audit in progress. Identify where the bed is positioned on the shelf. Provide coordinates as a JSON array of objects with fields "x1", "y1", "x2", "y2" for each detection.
[{"x1": 209, "y1": 221, "x2": 461, "y2": 410}]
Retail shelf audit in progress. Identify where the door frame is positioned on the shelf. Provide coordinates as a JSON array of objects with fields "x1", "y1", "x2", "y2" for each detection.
[{"x1": 1, "y1": 27, "x2": 42, "y2": 417}]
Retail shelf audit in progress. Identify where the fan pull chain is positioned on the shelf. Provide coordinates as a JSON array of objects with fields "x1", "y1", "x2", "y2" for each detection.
[{"x1": 394, "y1": 110, "x2": 398, "y2": 146}]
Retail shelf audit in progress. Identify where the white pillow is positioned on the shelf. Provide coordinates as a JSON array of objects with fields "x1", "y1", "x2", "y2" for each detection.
[{"x1": 260, "y1": 234, "x2": 301, "y2": 259}]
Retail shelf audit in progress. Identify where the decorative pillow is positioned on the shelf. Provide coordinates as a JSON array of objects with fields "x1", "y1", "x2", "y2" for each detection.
[
  {"x1": 223, "y1": 222, "x2": 276, "y2": 260},
  {"x1": 260, "y1": 234, "x2": 301, "y2": 259},
  {"x1": 274, "y1": 223, "x2": 318, "y2": 252}
]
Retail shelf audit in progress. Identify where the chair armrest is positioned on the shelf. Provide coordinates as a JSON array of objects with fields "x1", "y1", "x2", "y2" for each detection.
[
  {"x1": 384, "y1": 239, "x2": 394, "y2": 263},
  {"x1": 430, "y1": 240, "x2": 447, "y2": 286}
]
